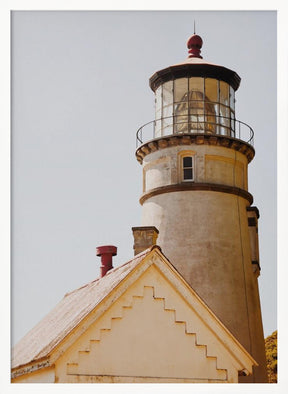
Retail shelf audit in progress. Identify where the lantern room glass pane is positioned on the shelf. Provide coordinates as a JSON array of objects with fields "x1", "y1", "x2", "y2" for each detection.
[
  {"x1": 229, "y1": 86, "x2": 235, "y2": 111},
  {"x1": 205, "y1": 78, "x2": 218, "y2": 103},
  {"x1": 155, "y1": 86, "x2": 162, "y2": 117},
  {"x1": 205, "y1": 113, "x2": 217, "y2": 133},
  {"x1": 189, "y1": 77, "x2": 204, "y2": 100},
  {"x1": 155, "y1": 110, "x2": 161, "y2": 122},
  {"x1": 175, "y1": 116, "x2": 188, "y2": 133},
  {"x1": 213, "y1": 103, "x2": 220, "y2": 116},
  {"x1": 175, "y1": 101, "x2": 188, "y2": 116},
  {"x1": 163, "y1": 81, "x2": 173, "y2": 107},
  {"x1": 174, "y1": 78, "x2": 188, "y2": 102},
  {"x1": 205, "y1": 101, "x2": 217, "y2": 117},
  {"x1": 219, "y1": 105, "x2": 230, "y2": 120},
  {"x1": 189, "y1": 100, "x2": 204, "y2": 114},
  {"x1": 219, "y1": 126, "x2": 229, "y2": 136},
  {"x1": 163, "y1": 104, "x2": 173, "y2": 119},
  {"x1": 162, "y1": 114, "x2": 173, "y2": 135},
  {"x1": 220, "y1": 81, "x2": 229, "y2": 106},
  {"x1": 231, "y1": 111, "x2": 235, "y2": 135},
  {"x1": 219, "y1": 105, "x2": 231, "y2": 135},
  {"x1": 155, "y1": 119, "x2": 162, "y2": 138}
]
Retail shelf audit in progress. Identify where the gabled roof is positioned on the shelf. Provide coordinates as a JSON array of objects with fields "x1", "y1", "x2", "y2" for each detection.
[
  {"x1": 12, "y1": 247, "x2": 152, "y2": 370},
  {"x1": 12, "y1": 245, "x2": 257, "y2": 379}
]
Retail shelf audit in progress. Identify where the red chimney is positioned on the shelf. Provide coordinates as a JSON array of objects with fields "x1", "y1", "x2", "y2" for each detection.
[{"x1": 96, "y1": 245, "x2": 117, "y2": 277}]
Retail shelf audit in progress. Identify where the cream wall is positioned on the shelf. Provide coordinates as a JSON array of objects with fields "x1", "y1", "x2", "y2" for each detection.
[
  {"x1": 141, "y1": 191, "x2": 267, "y2": 382},
  {"x1": 142, "y1": 145, "x2": 248, "y2": 193},
  {"x1": 142, "y1": 192, "x2": 252, "y2": 342},
  {"x1": 53, "y1": 265, "x2": 246, "y2": 383}
]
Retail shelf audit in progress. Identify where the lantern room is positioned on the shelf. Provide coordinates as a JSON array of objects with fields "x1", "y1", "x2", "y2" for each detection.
[{"x1": 137, "y1": 34, "x2": 253, "y2": 148}]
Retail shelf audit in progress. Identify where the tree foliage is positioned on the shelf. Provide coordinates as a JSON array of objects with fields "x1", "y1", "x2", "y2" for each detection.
[{"x1": 265, "y1": 330, "x2": 277, "y2": 383}]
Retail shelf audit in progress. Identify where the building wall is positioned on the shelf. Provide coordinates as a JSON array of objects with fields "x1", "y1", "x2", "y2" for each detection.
[{"x1": 53, "y1": 265, "x2": 243, "y2": 383}]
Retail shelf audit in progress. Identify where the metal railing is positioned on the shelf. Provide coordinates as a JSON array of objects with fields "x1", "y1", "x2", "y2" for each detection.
[{"x1": 136, "y1": 115, "x2": 254, "y2": 148}]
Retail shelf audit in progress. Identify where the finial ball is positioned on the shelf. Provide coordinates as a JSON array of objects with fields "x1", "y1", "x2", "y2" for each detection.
[
  {"x1": 187, "y1": 34, "x2": 203, "y2": 49},
  {"x1": 187, "y1": 34, "x2": 203, "y2": 58}
]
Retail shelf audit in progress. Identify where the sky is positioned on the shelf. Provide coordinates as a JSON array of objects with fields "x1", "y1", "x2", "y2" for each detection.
[{"x1": 10, "y1": 10, "x2": 278, "y2": 350}]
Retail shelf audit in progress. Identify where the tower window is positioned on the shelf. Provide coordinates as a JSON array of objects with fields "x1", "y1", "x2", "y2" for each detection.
[{"x1": 182, "y1": 156, "x2": 194, "y2": 181}]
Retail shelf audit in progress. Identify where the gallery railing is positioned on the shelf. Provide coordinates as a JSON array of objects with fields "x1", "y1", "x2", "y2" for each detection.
[{"x1": 136, "y1": 115, "x2": 254, "y2": 148}]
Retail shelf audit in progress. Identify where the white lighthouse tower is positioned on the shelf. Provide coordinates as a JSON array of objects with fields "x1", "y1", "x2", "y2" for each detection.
[{"x1": 135, "y1": 34, "x2": 267, "y2": 383}]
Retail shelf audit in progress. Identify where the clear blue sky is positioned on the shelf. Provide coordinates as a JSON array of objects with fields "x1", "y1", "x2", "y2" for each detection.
[{"x1": 11, "y1": 10, "x2": 277, "y2": 346}]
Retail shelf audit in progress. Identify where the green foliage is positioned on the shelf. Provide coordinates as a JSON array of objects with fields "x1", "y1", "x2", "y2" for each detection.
[{"x1": 265, "y1": 330, "x2": 277, "y2": 383}]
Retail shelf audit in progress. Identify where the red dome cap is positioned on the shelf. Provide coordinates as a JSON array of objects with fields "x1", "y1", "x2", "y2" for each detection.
[{"x1": 187, "y1": 34, "x2": 203, "y2": 58}]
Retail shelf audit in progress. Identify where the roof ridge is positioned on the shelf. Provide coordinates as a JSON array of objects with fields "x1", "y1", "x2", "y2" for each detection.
[{"x1": 64, "y1": 246, "x2": 158, "y2": 298}]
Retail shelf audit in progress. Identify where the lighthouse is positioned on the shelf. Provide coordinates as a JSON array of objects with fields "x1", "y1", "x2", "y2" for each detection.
[{"x1": 135, "y1": 34, "x2": 268, "y2": 383}]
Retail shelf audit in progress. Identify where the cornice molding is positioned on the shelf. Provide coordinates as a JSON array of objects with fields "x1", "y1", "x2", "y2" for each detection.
[
  {"x1": 149, "y1": 63, "x2": 241, "y2": 92},
  {"x1": 140, "y1": 182, "x2": 253, "y2": 205},
  {"x1": 136, "y1": 133, "x2": 254, "y2": 164}
]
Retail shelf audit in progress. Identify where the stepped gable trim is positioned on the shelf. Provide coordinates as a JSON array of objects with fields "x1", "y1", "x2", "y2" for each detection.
[
  {"x1": 47, "y1": 247, "x2": 162, "y2": 365},
  {"x1": 140, "y1": 183, "x2": 253, "y2": 205},
  {"x1": 136, "y1": 134, "x2": 255, "y2": 164},
  {"x1": 151, "y1": 250, "x2": 258, "y2": 372},
  {"x1": 12, "y1": 246, "x2": 257, "y2": 379},
  {"x1": 66, "y1": 285, "x2": 228, "y2": 381},
  {"x1": 11, "y1": 247, "x2": 156, "y2": 374}
]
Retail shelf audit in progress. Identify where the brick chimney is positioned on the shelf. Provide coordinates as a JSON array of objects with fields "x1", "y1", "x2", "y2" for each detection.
[
  {"x1": 132, "y1": 226, "x2": 159, "y2": 256},
  {"x1": 96, "y1": 245, "x2": 117, "y2": 277}
]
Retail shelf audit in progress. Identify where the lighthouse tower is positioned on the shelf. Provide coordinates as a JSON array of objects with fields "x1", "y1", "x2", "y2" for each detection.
[{"x1": 135, "y1": 34, "x2": 267, "y2": 383}]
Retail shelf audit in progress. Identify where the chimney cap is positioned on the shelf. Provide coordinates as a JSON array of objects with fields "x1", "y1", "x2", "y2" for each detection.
[
  {"x1": 131, "y1": 226, "x2": 159, "y2": 233},
  {"x1": 96, "y1": 245, "x2": 117, "y2": 257}
]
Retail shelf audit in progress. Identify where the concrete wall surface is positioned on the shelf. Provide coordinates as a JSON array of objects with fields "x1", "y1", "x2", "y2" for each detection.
[
  {"x1": 142, "y1": 145, "x2": 248, "y2": 193},
  {"x1": 140, "y1": 143, "x2": 267, "y2": 382}
]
